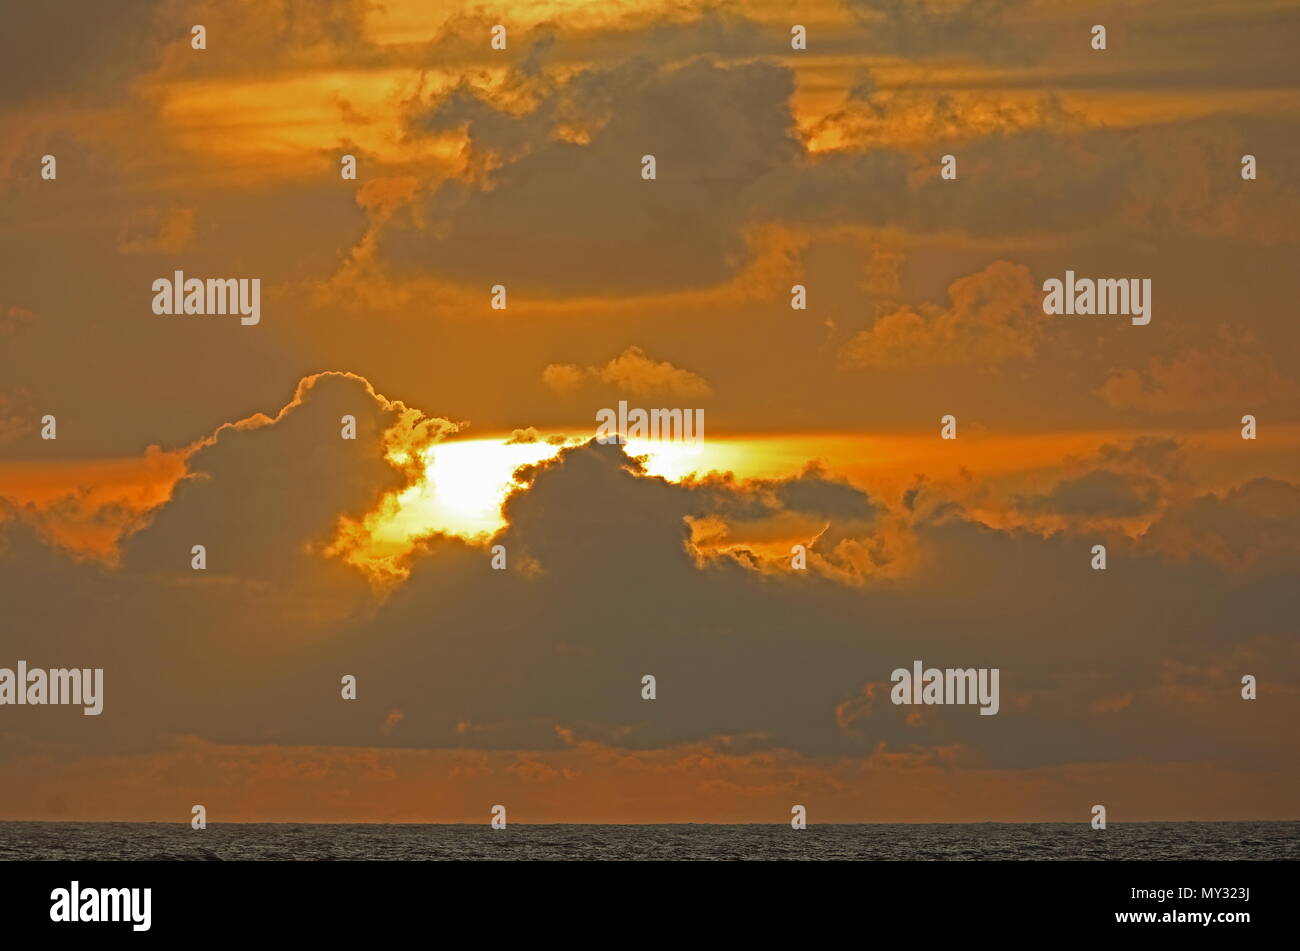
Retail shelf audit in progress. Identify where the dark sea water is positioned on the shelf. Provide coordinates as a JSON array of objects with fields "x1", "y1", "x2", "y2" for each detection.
[{"x1": 1, "y1": 821, "x2": 1296, "y2": 861}]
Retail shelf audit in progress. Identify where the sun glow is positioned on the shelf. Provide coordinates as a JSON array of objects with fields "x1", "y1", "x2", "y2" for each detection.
[
  {"x1": 364, "y1": 434, "x2": 757, "y2": 550},
  {"x1": 357, "y1": 427, "x2": 1105, "y2": 558},
  {"x1": 331, "y1": 423, "x2": 1286, "y2": 581},
  {"x1": 392, "y1": 438, "x2": 565, "y2": 540}
]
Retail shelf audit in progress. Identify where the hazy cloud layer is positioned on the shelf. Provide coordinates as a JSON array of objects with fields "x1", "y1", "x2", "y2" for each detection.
[{"x1": 1, "y1": 0, "x2": 1297, "y2": 821}]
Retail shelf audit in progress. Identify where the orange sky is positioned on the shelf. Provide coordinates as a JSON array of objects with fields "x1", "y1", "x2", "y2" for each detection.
[{"x1": 1, "y1": 0, "x2": 1298, "y2": 823}]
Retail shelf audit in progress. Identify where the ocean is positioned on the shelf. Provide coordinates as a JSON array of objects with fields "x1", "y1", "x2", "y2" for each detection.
[{"x1": 1, "y1": 821, "x2": 1296, "y2": 861}]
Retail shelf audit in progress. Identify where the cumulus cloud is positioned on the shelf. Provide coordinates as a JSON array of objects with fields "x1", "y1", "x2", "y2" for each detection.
[
  {"x1": 1099, "y1": 344, "x2": 1300, "y2": 413},
  {"x1": 1015, "y1": 437, "x2": 1190, "y2": 524},
  {"x1": 1139, "y1": 478, "x2": 1300, "y2": 572},
  {"x1": 1021, "y1": 468, "x2": 1161, "y2": 519},
  {"x1": 381, "y1": 52, "x2": 802, "y2": 293},
  {"x1": 1, "y1": 377, "x2": 1295, "y2": 794},
  {"x1": 120, "y1": 372, "x2": 443, "y2": 583},
  {"x1": 543, "y1": 346, "x2": 713, "y2": 398},
  {"x1": 504, "y1": 427, "x2": 566, "y2": 446},
  {"x1": 839, "y1": 261, "x2": 1039, "y2": 367}
]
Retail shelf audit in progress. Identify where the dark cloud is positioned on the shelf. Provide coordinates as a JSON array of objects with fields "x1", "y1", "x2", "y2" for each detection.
[
  {"x1": 685, "y1": 463, "x2": 877, "y2": 524},
  {"x1": 388, "y1": 54, "x2": 801, "y2": 293},
  {"x1": 121, "y1": 373, "x2": 434, "y2": 583},
  {"x1": 1, "y1": 380, "x2": 1295, "y2": 780},
  {"x1": 1140, "y1": 478, "x2": 1300, "y2": 572},
  {"x1": 841, "y1": 0, "x2": 1033, "y2": 60},
  {"x1": 0, "y1": 0, "x2": 169, "y2": 109},
  {"x1": 1020, "y1": 468, "x2": 1160, "y2": 518},
  {"x1": 374, "y1": 41, "x2": 1300, "y2": 306}
]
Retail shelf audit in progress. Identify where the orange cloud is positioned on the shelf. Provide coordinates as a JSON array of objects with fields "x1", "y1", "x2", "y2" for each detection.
[
  {"x1": 0, "y1": 447, "x2": 186, "y2": 560},
  {"x1": 543, "y1": 346, "x2": 713, "y2": 398},
  {"x1": 115, "y1": 207, "x2": 195, "y2": 255},
  {"x1": 1099, "y1": 345, "x2": 1299, "y2": 413},
  {"x1": 840, "y1": 261, "x2": 1039, "y2": 368}
]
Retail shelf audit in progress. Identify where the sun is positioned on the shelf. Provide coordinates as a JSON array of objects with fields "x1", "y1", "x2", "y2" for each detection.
[{"x1": 386, "y1": 437, "x2": 565, "y2": 541}]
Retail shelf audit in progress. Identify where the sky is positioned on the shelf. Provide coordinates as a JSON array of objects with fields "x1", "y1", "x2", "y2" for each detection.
[{"x1": 0, "y1": 0, "x2": 1297, "y2": 823}]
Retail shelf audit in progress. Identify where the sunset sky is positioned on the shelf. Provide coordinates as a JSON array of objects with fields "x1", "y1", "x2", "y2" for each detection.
[{"x1": 1, "y1": 0, "x2": 1298, "y2": 823}]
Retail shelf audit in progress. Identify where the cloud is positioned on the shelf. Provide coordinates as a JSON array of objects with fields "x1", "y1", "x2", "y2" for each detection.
[
  {"x1": 116, "y1": 207, "x2": 196, "y2": 255},
  {"x1": 0, "y1": 447, "x2": 186, "y2": 560},
  {"x1": 0, "y1": 366, "x2": 1289, "y2": 831},
  {"x1": 151, "y1": 0, "x2": 381, "y2": 80},
  {"x1": 1140, "y1": 478, "x2": 1300, "y2": 572},
  {"x1": 1015, "y1": 437, "x2": 1189, "y2": 522},
  {"x1": 839, "y1": 260, "x2": 1039, "y2": 367},
  {"x1": 0, "y1": 390, "x2": 34, "y2": 446},
  {"x1": 124, "y1": 371, "x2": 459, "y2": 584},
  {"x1": 2, "y1": 377, "x2": 1294, "y2": 793},
  {"x1": 1020, "y1": 468, "x2": 1161, "y2": 519},
  {"x1": 542, "y1": 346, "x2": 713, "y2": 398},
  {"x1": 807, "y1": 70, "x2": 1076, "y2": 150},
  {"x1": 381, "y1": 53, "x2": 802, "y2": 293},
  {"x1": 1099, "y1": 343, "x2": 1300, "y2": 413},
  {"x1": 540, "y1": 364, "x2": 586, "y2": 394},
  {"x1": 685, "y1": 462, "x2": 877, "y2": 530},
  {"x1": 841, "y1": 0, "x2": 1034, "y2": 60},
  {"x1": 0, "y1": 0, "x2": 169, "y2": 109}
]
